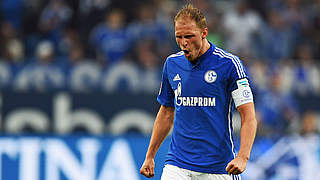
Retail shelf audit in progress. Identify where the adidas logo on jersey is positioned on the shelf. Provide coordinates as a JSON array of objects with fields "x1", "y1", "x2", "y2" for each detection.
[{"x1": 173, "y1": 74, "x2": 181, "y2": 81}]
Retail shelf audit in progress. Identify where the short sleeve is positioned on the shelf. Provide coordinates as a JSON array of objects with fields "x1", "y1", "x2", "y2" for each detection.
[
  {"x1": 228, "y1": 56, "x2": 254, "y2": 107},
  {"x1": 228, "y1": 56, "x2": 250, "y2": 92},
  {"x1": 157, "y1": 60, "x2": 175, "y2": 107}
]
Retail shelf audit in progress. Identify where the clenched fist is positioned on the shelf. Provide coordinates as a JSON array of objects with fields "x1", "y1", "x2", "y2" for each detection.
[{"x1": 140, "y1": 158, "x2": 155, "y2": 178}]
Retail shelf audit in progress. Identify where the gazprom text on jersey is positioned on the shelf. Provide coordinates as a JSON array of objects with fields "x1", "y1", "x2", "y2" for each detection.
[{"x1": 176, "y1": 97, "x2": 216, "y2": 107}]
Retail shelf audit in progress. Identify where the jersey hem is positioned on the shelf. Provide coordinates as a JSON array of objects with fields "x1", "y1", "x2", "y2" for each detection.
[
  {"x1": 164, "y1": 160, "x2": 228, "y2": 174},
  {"x1": 157, "y1": 97, "x2": 174, "y2": 107}
]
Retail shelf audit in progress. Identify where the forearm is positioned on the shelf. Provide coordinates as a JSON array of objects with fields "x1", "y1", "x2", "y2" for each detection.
[
  {"x1": 237, "y1": 103, "x2": 257, "y2": 160},
  {"x1": 146, "y1": 105, "x2": 174, "y2": 159},
  {"x1": 238, "y1": 117, "x2": 257, "y2": 160}
]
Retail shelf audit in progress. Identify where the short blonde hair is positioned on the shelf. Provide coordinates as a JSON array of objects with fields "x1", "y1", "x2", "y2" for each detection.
[{"x1": 174, "y1": 4, "x2": 207, "y2": 29}]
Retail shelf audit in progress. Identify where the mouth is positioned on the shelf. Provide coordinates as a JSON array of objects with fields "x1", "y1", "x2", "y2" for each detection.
[{"x1": 183, "y1": 50, "x2": 190, "y2": 56}]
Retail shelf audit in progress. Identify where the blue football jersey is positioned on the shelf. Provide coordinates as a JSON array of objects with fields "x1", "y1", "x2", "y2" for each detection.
[{"x1": 157, "y1": 42, "x2": 250, "y2": 174}]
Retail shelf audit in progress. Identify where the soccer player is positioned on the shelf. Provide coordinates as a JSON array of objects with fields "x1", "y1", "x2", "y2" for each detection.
[{"x1": 140, "y1": 4, "x2": 257, "y2": 180}]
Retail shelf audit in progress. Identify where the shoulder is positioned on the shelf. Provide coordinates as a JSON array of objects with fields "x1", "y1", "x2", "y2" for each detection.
[
  {"x1": 212, "y1": 47, "x2": 243, "y2": 66},
  {"x1": 167, "y1": 51, "x2": 184, "y2": 59},
  {"x1": 164, "y1": 51, "x2": 185, "y2": 65},
  {"x1": 212, "y1": 47, "x2": 247, "y2": 78}
]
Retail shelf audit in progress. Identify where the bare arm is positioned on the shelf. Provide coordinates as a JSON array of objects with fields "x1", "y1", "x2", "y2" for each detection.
[
  {"x1": 226, "y1": 102, "x2": 257, "y2": 175},
  {"x1": 140, "y1": 105, "x2": 175, "y2": 178}
]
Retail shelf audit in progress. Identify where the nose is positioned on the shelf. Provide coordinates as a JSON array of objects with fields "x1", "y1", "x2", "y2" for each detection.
[{"x1": 181, "y1": 38, "x2": 188, "y2": 48}]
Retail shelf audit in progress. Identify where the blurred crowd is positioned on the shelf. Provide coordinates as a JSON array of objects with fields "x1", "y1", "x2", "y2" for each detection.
[{"x1": 0, "y1": 0, "x2": 320, "y2": 136}]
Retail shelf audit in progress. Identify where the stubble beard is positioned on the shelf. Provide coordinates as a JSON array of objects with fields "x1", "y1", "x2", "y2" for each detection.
[{"x1": 185, "y1": 47, "x2": 201, "y2": 62}]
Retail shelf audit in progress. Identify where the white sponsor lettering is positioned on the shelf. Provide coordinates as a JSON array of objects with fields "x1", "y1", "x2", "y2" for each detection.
[
  {"x1": 199, "y1": 97, "x2": 203, "y2": 106},
  {"x1": 176, "y1": 97, "x2": 216, "y2": 107},
  {"x1": 208, "y1": 98, "x2": 216, "y2": 106},
  {"x1": 203, "y1": 98, "x2": 208, "y2": 106},
  {"x1": 193, "y1": 97, "x2": 198, "y2": 105},
  {"x1": 174, "y1": 82, "x2": 216, "y2": 107}
]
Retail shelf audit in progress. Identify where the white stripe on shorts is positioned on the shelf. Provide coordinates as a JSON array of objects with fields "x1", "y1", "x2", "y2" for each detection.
[{"x1": 232, "y1": 174, "x2": 242, "y2": 180}]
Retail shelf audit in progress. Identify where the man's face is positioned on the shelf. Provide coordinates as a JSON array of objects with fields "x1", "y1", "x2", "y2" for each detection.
[{"x1": 175, "y1": 17, "x2": 207, "y2": 62}]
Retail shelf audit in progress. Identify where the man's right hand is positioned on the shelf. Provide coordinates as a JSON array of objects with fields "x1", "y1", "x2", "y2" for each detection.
[{"x1": 140, "y1": 158, "x2": 155, "y2": 178}]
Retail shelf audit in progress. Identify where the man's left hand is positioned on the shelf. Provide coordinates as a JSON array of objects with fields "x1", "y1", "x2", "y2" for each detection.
[{"x1": 225, "y1": 156, "x2": 248, "y2": 175}]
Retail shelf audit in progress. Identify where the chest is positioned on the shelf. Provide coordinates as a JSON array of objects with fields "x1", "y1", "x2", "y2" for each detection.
[{"x1": 168, "y1": 66, "x2": 228, "y2": 96}]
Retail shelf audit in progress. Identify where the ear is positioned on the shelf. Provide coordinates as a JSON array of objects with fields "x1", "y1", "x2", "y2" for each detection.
[{"x1": 202, "y1": 28, "x2": 208, "y2": 39}]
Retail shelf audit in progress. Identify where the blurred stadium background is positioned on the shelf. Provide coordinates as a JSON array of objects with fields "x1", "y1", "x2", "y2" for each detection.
[{"x1": 0, "y1": 0, "x2": 320, "y2": 179}]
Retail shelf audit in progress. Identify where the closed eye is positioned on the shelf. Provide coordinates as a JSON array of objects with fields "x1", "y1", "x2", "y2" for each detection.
[
  {"x1": 176, "y1": 35, "x2": 194, "y2": 39},
  {"x1": 185, "y1": 35, "x2": 194, "y2": 39}
]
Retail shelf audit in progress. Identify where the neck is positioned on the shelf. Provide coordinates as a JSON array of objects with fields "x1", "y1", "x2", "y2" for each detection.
[
  {"x1": 197, "y1": 39, "x2": 210, "y2": 58},
  {"x1": 190, "y1": 40, "x2": 210, "y2": 64},
  {"x1": 201, "y1": 39, "x2": 210, "y2": 55}
]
